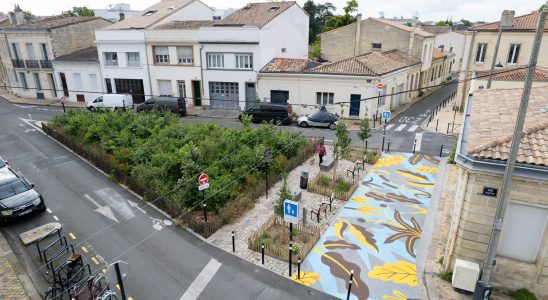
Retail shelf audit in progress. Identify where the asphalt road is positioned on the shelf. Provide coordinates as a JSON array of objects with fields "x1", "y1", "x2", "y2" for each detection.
[{"x1": 0, "y1": 98, "x2": 334, "y2": 300}]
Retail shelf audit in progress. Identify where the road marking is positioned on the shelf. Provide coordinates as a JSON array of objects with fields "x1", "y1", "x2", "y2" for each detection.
[
  {"x1": 91, "y1": 257, "x2": 99, "y2": 265},
  {"x1": 69, "y1": 232, "x2": 76, "y2": 240},
  {"x1": 81, "y1": 246, "x2": 88, "y2": 253},
  {"x1": 415, "y1": 133, "x2": 423, "y2": 152},
  {"x1": 385, "y1": 124, "x2": 395, "y2": 131},
  {"x1": 394, "y1": 124, "x2": 407, "y2": 132},
  {"x1": 127, "y1": 200, "x2": 147, "y2": 214},
  {"x1": 85, "y1": 193, "x2": 119, "y2": 223},
  {"x1": 116, "y1": 284, "x2": 120, "y2": 290},
  {"x1": 102, "y1": 268, "x2": 107, "y2": 274},
  {"x1": 46, "y1": 208, "x2": 52, "y2": 213},
  {"x1": 95, "y1": 188, "x2": 135, "y2": 221},
  {"x1": 128, "y1": 297, "x2": 134, "y2": 300},
  {"x1": 407, "y1": 125, "x2": 419, "y2": 132},
  {"x1": 12, "y1": 104, "x2": 37, "y2": 108},
  {"x1": 53, "y1": 215, "x2": 59, "y2": 221},
  {"x1": 180, "y1": 259, "x2": 222, "y2": 300}
]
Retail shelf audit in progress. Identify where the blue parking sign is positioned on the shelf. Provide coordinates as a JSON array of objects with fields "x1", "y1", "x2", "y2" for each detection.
[
  {"x1": 283, "y1": 200, "x2": 299, "y2": 224},
  {"x1": 382, "y1": 111, "x2": 391, "y2": 120}
]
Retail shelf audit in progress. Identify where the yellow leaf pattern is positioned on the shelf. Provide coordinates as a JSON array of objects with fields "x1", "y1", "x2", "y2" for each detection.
[
  {"x1": 383, "y1": 290, "x2": 408, "y2": 300},
  {"x1": 347, "y1": 222, "x2": 379, "y2": 253},
  {"x1": 404, "y1": 180, "x2": 434, "y2": 189},
  {"x1": 351, "y1": 195, "x2": 370, "y2": 204},
  {"x1": 292, "y1": 272, "x2": 320, "y2": 286},
  {"x1": 375, "y1": 155, "x2": 404, "y2": 167},
  {"x1": 368, "y1": 260, "x2": 417, "y2": 287},
  {"x1": 413, "y1": 166, "x2": 438, "y2": 173},
  {"x1": 356, "y1": 205, "x2": 382, "y2": 216},
  {"x1": 395, "y1": 170, "x2": 429, "y2": 182},
  {"x1": 333, "y1": 221, "x2": 344, "y2": 240}
]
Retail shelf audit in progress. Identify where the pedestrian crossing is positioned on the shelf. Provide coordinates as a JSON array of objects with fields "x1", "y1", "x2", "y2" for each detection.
[{"x1": 380, "y1": 123, "x2": 422, "y2": 133}]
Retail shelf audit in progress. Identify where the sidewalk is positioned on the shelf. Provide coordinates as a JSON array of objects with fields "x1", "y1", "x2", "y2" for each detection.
[
  {"x1": 422, "y1": 98, "x2": 462, "y2": 136},
  {"x1": 0, "y1": 232, "x2": 40, "y2": 300},
  {"x1": 0, "y1": 88, "x2": 86, "y2": 108}
]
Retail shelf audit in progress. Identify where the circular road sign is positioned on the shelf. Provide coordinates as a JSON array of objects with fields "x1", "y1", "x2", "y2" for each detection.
[
  {"x1": 377, "y1": 83, "x2": 383, "y2": 89},
  {"x1": 198, "y1": 173, "x2": 209, "y2": 185}
]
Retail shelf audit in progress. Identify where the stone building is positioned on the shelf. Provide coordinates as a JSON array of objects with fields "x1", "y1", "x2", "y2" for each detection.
[
  {"x1": 0, "y1": 13, "x2": 111, "y2": 100},
  {"x1": 472, "y1": 66, "x2": 548, "y2": 91},
  {"x1": 446, "y1": 86, "x2": 548, "y2": 297}
]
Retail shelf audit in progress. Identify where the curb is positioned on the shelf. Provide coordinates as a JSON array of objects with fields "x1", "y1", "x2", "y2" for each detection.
[{"x1": 0, "y1": 93, "x2": 85, "y2": 109}]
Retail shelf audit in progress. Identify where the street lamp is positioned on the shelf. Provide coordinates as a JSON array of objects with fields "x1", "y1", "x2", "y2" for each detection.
[{"x1": 486, "y1": 10, "x2": 515, "y2": 89}]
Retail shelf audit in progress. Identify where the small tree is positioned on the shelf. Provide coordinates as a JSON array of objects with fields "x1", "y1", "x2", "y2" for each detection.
[
  {"x1": 65, "y1": 6, "x2": 95, "y2": 17},
  {"x1": 240, "y1": 113, "x2": 253, "y2": 128},
  {"x1": 358, "y1": 118, "x2": 371, "y2": 150},
  {"x1": 275, "y1": 174, "x2": 293, "y2": 216},
  {"x1": 332, "y1": 122, "x2": 351, "y2": 184},
  {"x1": 23, "y1": 10, "x2": 34, "y2": 17}
]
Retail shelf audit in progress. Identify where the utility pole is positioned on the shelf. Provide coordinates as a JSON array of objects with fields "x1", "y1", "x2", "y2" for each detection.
[
  {"x1": 459, "y1": 30, "x2": 476, "y2": 112},
  {"x1": 481, "y1": 10, "x2": 547, "y2": 284},
  {"x1": 486, "y1": 11, "x2": 515, "y2": 89}
]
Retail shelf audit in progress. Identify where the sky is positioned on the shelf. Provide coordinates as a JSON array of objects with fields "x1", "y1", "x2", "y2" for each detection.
[{"x1": 0, "y1": 0, "x2": 544, "y2": 23}]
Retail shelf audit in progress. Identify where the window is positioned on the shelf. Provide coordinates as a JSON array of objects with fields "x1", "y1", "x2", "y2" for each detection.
[
  {"x1": 143, "y1": 10, "x2": 156, "y2": 16},
  {"x1": 154, "y1": 47, "x2": 169, "y2": 64},
  {"x1": 25, "y1": 43, "x2": 35, "y2": 60},
  {"x1": 19, "y1": 72, "x2": 28, "y2": 89},
  {"x1": 449, "y1": 46, "x2": 453, "y2": 53},
  {"x1": 11, "y1": 43, "x2": 20, "y2": 59},
  {"x1": 372, "y1": 43, "x2": 382, "y2": 51},
  {"x1": 235, "y1": 54, "x2": 252, "y2": 69},
  {"x1": 104, "y1": 52, "x2": 118, "y2": 66},
  {"x1": 89, "y1": 74, "x2": 98, "y2": 90},
  {"x1": 207, "y1": 53, "x2": 224, "y2": 68},
  {"x1": 498, "y1": 203, "x2": 547, "y2": 262},
  {"x1": 176, "y1": 47, "x2": 193, "y2": 64},
  {"x1": 158, "y1": 80, "x2": 172, "y2": 96},
  {"x1": 475, "y1": 43, "x2": 487, "y2": 63},
  {"x1": 73, "y1": 73, "x2": 82, "y2": 90},
  {"x1": 126, "y1": 52, "x2": 140, "y2": 67},
  {"x1": 177, "y1": 81, "x2": 186, "y2": 98},
  {"x1": 213, "y1": 16, "x2": 221, "y2": 20},
  {"x1": 316, "y1": 92, "x2": 334, "y2": 105},
  {"x1": 40, "y1": 43, "x2": 49, "y2": 60},
  {"x1": 33, "y1": 73, "x2": 41, "y2": 90},
  {"x1": 507, "y1": 44, "x2": 521, "y2": 64},
  {"x1": 430, "y1": 69, "x2": 434, "y2": 81},
  {"x1": 105, "y1": 78, "x2": 112, "y2": 94}
]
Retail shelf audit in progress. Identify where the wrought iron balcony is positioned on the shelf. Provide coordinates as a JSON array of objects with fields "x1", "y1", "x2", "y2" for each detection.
[
  {"x1": 40, "y1": 60, "x2": 52, "y2": 69},
  {"x1": 12, "y1": 59, "x2": 25, "y2": 68},
  {"x1": 25, "y1": 60, "x2": 40, "y2": 69}
]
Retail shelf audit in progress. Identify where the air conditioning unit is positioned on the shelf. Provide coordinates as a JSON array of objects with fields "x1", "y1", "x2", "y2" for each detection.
[{"x1": 452, "y1": 259, "x2": 480, "y2": 292}]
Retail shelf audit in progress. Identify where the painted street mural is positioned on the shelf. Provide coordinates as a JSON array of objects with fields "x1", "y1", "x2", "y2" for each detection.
[{"x1": 295, "y1": 153, "x2": 440, "y2": 300}]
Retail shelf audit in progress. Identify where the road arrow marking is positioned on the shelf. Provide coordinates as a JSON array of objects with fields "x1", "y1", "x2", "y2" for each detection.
[
  {"x1": 127, "y1": 200, "x2": 147, "y2": 214},
  {"x1": 85, "y1": 194, "x2": 119, "y2": 223}
]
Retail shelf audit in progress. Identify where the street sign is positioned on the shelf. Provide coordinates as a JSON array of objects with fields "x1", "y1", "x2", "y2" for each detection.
[
  {"x1": 482, "y1": 187, "x2": 498, "y2": 197},
  {"x1": 377, "y1": 83, "x2": 383, "y2": 89},
  {"x1": 283, "y1": 200, "x2": 299, "y2": 224},
  {"x1": 382, "y1": 111, "x2": 391, "y2": 120},
  {"x1": 198, "y1": 173, "x2": 209, "y2": 190}
]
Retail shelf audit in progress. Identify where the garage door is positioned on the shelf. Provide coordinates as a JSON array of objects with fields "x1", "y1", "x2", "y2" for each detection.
[{"x1": 209, "y1": 82, "x2": 239, "y2": 110}]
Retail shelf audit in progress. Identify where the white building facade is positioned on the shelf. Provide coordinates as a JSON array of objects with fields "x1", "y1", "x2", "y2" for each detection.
[{"x1": 435, "y1": 31, "x2": 466, "y2": 73}]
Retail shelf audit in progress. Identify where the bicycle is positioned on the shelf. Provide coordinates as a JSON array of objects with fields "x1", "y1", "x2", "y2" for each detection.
[
  {"x1": 70, "y1": 272, "x2": 113, "y2": 300},
  {"x1": 56, "y1": 254, "x2": 85, "y2": 287}
]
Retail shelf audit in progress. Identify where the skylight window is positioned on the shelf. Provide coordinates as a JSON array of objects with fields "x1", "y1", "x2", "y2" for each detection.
[
  {"x1": 143, "y1": 10, "x2": 157, "y2": 16},
  {"x1": 268, "y1": 6, "x2": 280, "y2": 12}
]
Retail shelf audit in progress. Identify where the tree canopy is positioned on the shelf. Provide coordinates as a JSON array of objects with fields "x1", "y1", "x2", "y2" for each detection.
[
  {"x1": 65, "y1": 6, "x2": 95, "y2": 17},
  {"x1": 459, "y1": 19, "x2": 472, "y2": 27},
  {"x1": 539, "y1": 3, "x2": 548, "y2": 12},
  {"x1": 435, "y1": 20, "x2": 453, "y2": 26},
  {"x1": 323, "y1": 0, "x2": 359, "y2": 32},
  {"x1": 304, "y1": 0, "x2": 335, "y2": 43}
]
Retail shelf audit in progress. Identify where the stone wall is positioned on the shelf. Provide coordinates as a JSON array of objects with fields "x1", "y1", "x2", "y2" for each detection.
[
  {"x1": 446, "y1": 166, "x2": 548, "y2": 297},
  {"x1": 357, "y1": 20, "x2": 410, "y2": 56},
  {"x1": 320, "y1": 23, "x2": 356, "y2": 62},
  {"x1": 50, "y1": 18, "x2": 111, "y2": 58}
]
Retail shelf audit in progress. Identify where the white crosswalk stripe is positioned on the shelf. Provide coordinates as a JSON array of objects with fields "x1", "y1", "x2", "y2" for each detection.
[
  {"x1": 385, "y1": 124, "x2": 395, "y2": 131},
  {"x1": 407, "y1": 125, "x2": 419, "y2": 132},
  {"x1": 394, "y1": 124, "x2": 407, "y2": 132}
]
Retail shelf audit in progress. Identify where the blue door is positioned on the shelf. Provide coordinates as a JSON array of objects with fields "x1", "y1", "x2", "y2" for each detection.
[{"x1": 350, "y1": 94, "x2": 361, "y2": 116}]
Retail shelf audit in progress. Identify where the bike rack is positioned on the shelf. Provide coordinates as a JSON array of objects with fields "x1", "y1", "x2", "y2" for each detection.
[
  {"x1": 35, "y1": 228, "x2": 62, "y2": 261},
  {"x1": 40, "y1": 236, "x2": 67, "y2": 263},
  {"x1": 58, "y1": 262, "x2": 91, "y2": 291},
  {"x1": 45, "y1": 244, "x2": 75, "y2": 274}
]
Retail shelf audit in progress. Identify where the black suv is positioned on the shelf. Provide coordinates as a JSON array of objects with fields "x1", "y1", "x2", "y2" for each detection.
[
  {"x1": 240, "y1": 104, "x2": 293, "y2": 125},
  {"x1": 0, "y1": 167, "x2": 46, "y2": 222},
  {"x1": 136, "y1": 97, "x2": 187, "y2": 116}
]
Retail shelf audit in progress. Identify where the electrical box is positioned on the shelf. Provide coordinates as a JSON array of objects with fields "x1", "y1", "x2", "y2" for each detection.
[{"x1": 452, "y1": 259, "x2": 480, "y2": 292}]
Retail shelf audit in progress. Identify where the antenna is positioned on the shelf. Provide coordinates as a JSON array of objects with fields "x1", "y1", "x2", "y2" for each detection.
[{"x1": 379, "y1": 11, "x2": 384, "y2": 19}]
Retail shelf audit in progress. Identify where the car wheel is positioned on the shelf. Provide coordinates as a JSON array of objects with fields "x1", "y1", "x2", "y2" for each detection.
[
  {"x1": 329, "y1": 123, "x2": 336, "y2": 130},
  {"x1": 274, "y1": 119, "x2": 283, "y2": 126},
  {"x1": 89, "y1": 107, "x2": 96, "y2": 112},
  {"x1": 300, "y1": 121, "x2": 308, "y2": 128}
]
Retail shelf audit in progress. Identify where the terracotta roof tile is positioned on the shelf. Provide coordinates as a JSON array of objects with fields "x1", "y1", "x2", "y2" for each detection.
[
  {"x1": 260, "y1": 58, "x2": 321, "y2": 73},
  {"x1": 215, "y1": 1, "x2": 296, "y2": 28},
  {"x1": 476, "y1": 67, "x2": 548, "y2": 82},
  {"x1": 432, "y1": 48, "x2": 453, "y2": 60},
  {"x1": 372, "y1": 18, "x2": 435, "y2": 37},
  {"x1": 473, "y1": 12, "x2": 548, "y2": 32},
  {"x1": 467, "y1": 86, "x2": 548, "y2": 166},
  {"x1": 3, "y1": 16, "x2": 107, "y2": 30},
  {"x1": 420, "y1": 25, "x2": 452, "y2": 35},
  {"x1": 153, "y1": 20, "x2": 215, "y2": 29},
  {"x1": 53, "y1": 46, "x2": 98, "y2": 62}
]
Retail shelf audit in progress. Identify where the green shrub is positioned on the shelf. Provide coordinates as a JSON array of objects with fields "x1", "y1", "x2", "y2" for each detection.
[
  {"x1": 275, "y1": 175, "x2": 293, "y2": 216},
  {"x1": 366, "y1": 151, "x2": 377, "y2": 164},
  {"x1": 509, "y1": 288, "x2": 537, "y2": 300},
  {"x1": 448, "y1": 145, "x2": 457, "y2": 164},
  {"x1": 292, "y1": 244, "x2": 301, "y2": 256},
  {"x1": 335, "y1": 178, "x2": 351, "y2": 193},
  {"x1": 319, "y1": 174, "x2": 330, "y2": 186},
  {"x1": 438, "y1": 270, "x2": 453, "y2": 283},
  {"x1": 261, "y1": 229, "x2": 270, "y2": 239},
  {"x1": 419, "y1": 90, "x2": 424, "y2": 97}
]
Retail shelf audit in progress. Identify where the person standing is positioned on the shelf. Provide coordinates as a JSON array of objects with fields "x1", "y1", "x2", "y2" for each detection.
[{"x1": 316, "y1": 141, "x2": 326, "y2": 166}]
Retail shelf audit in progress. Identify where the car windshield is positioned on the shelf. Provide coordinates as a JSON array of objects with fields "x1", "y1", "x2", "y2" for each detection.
[
  {"x1": 0, "y1": 179, "x2": 29, "y2": 200},
  {"x1": 0, "y1": 160, "x2": 5, "y2": 168}
]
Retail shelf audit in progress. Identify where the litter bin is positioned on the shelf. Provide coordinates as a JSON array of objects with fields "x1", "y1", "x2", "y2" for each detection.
[
  {"x1": 300, "y1": 171, "x2": 309, "y2": 189},
  {"x1": 473, "y1": 281, "x2": 491, "y2": 300}
]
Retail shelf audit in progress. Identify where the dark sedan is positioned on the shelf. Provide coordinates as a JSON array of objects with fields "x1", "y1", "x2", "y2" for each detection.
[{"x1": 0, "y1": 168, "x2": 46, "y2": 222}]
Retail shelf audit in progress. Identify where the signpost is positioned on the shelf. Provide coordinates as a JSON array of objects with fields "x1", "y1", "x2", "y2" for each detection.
[
  {"x1": 60, "y1": 96, "x2": 66, "y2": 113},
  {"x1": 376, "y1": 83, "x2": 383, "y2": 111},
  {"x1": 198, "y1": 173, "x2": 209, "y2": 222},
  {"x1": 482, "y1": 187, "x2": 498, "y2": 197},
  {"x1": 382, "y1": 111, "x2": 391, "y2": 121},
  {"x1": 284, "y1": 199, "x2": 298, "y2": 276}
]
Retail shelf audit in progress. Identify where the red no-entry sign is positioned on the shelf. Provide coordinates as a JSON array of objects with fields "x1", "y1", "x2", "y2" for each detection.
[{"x1": 198, "y1": 173, "x2": 209, "y2": 190}]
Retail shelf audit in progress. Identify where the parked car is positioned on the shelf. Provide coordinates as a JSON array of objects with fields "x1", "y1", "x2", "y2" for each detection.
[
  {"x1": 87, "y1": 94, "x2": 133, "y2": 112},
  {"x1": 239, "y1": 104, "x2": 293, "y2": 126},
  {"x1": 297, "y1": 108, "x2": 339, "y2": 129},
  {"x1": 0, "y1": 157, "x2": 7, "y2": 170},
  {"x1": 136, "y1": 97, "x2": 187, "y2": 116},
  {"x1": 0, "y1": 167, "x2": 45, "y2": 222}
]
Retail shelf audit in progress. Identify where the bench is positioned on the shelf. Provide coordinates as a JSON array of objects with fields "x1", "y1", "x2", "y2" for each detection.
[
  {"x1": 322, "y1": 194, "x2": 335, "y2": 212},
  {"x1": 320, "y1": 156, "x2": 335, "y2": 172},
  {"x1": 347, "y1": 164, "x2": 359, "y2": 181},
  {"x1": 356, "y1": 158, "x2": 366, "y2": 171},
  {"x1": 310, "y1": 203, "x2": 329, "y2": 223},
  {"x1": 19, "y1": 222, "x2": 62, "y2": 246}
]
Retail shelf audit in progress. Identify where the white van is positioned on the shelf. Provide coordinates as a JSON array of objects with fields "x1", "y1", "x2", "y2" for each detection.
[{"x1": 87, "y1": 94, "x2": 133, "y2": 111}]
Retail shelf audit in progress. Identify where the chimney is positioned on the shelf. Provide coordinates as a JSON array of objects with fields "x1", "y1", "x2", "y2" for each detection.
[
  {"x1": 8, "y1": 12, "x2": 16, "y2": 25},
  {"x1": 14, "y1": 4, "x2": 25, "y2": 24},
  {"x1": 439, "y1": 45, "x2": 444, "y2": 52},
  {"x1": 119, "y1": 12, "x2": 125, "y2": 21},
  {"x1": 408, "y1": 28, "x2": 415, "y2": 56},
  {"x1": 354, "y1": 13, "x2": 362, "y2": 56}
]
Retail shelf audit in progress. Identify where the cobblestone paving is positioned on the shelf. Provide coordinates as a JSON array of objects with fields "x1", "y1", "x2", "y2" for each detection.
[
  {"x1": 207, "y1": 147, "x2": 369, "y2": 277},
  {"x1": 0, "y1": 237, "x2": 29, "y2": 300}
]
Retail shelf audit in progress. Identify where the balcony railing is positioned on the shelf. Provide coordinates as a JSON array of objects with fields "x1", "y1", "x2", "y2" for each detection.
[
  {"x1": 12, "y1": 59, "x2": 25, "y2": 68},
  {"x1": 40, "y1": 60, "x2": 52, "y2": 69},
  {"x1": 25, "y1": 60, "x2": 40, "y2": 69}
]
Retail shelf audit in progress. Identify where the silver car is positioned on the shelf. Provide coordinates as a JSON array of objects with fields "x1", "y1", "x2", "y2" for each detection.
[{"x1": 297, "y1": 109, "x2": 339, "y2": 130}]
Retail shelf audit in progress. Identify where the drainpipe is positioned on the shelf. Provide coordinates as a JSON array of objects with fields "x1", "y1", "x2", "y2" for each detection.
[
  {"x1": 199, "y1": 44, "x2": 204, "y2": 108},
  {"x1": 354, "y1": 14, "x2": 362, "y2": 56},
  {"x1": 143, "y1": 30, "x2": 153, "y2": 100}
]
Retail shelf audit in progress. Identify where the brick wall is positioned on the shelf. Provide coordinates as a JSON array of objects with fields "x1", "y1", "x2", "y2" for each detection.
[{"x1": 50, "y1": 18, "x2": 111, "y2": 58}]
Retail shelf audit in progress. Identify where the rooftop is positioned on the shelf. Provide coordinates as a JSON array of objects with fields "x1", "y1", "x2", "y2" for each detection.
[
  {"x1": 260, "y1": 49, "x2": 421, "y2": 76},
  {"x1": 54, "y1": 46, "x2": 98, "y2": 62},
  {"x1": 473, "y1": 12, "x2": 548, "y2": 32},
  {"x1": 3, "y1": 16, "x2": 105, "y2": 30},
  {"x1": 476, "y1": 67, "x2": 548, "y2": 82},
  {"x1": 371, "y1": 18, "x2": 435, "y2": 37},
  {"x1": 467, "y1": 86, "x2": 548, "y2": 167},
  {"x1": 105, "y1": 0, "x2": 201, "y2": 30},
  {"x1": 432, "y1": 48, "x2": 453, "y2": 60},
  {"x1": 215, "y1": 1, "x2": 297, "y2": 28},
  {"x1": 420, "y1": 25, "x2": 452, "y2": 35},
  {"x1": 153, "y1": 20, "x2": 215, "y2": 29}
]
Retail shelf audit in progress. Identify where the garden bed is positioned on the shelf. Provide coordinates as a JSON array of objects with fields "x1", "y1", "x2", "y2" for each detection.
[
  {"x1": 248, "y1": 215, "x2": 320, "y2": 263},
  {"x1": 42, "y1": 110, "x2": 321, "y2": 238},
  {"x1": 307, "y1": 172, "x2": 359, "y2": 200}
]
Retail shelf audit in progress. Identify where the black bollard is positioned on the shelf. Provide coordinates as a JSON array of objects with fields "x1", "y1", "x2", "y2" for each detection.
[
  {"x1": 232, "y1": 231, "x2": 235, "y2": 253},
  {"x1": 62, "y1": 102, "x2": 66, "y2": 113},
  {"x1": 436, "y1": 119, "x2": 439, "y2": 132},
  {"x1": 261, "y1": 242, "x2": 265, "y2": 265},
  {"x1": 298, "y1": 258, "x2": 301, "y2": 280},
  {"x1": 413, "y1": 139, "x2": 416, "y2": 154},
  {"x1": 381, "y1": 135, "x2": 385, "y2": 152},
  {"x1": 447, "y1": 122, "x2": 450, "y2": 134},
  {"x1": 289, "y1": 241, "x2": 293, "y2": 276},
  {"x1": 440, "y1": 144, "x2": 444, "y2": 157},
  {"x1": 347, "y1": 270, "x2": 354, "y2": 300},
  {"x1": 365, "y1": 139, "x2": 368, "y2": 150},
  {"x1": 387, "y1": 139, "x2": 391, "y2": 152}
]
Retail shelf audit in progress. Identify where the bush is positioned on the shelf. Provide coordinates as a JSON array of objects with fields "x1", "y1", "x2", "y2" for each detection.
[
  {"x1": 335, "y1": 177, "x2": 351, "y2": 193},
  {"x1": 319, "y1": 174, "x2": 330, "y2": 186},
  {"x1": 448, "y1": 145, "x2": 457, "y2": 164},
  {"x1": 275, "y1": 175, "x2": 293, "y2": 216},
  {"x1": 509, "y1": 289, "x2": 537, "y2": 300},
  {"x1": 418, "y1": 90, "x2": 424, "y2": 97},
  {"x1": 438, "y1": 270, "x2": 453, "y2": 283}
]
